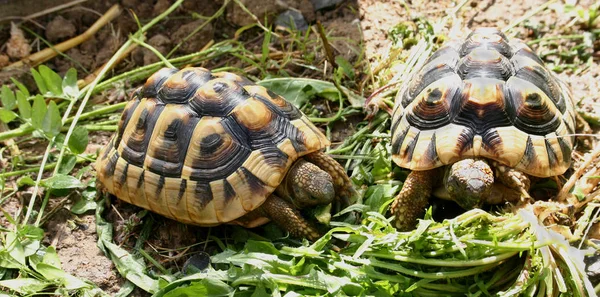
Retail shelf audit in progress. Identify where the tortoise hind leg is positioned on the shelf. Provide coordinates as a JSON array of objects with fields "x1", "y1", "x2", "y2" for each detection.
[
  {"x1": 391, "y1": 169, "x2": 440, "y2": 231},
  {"x1": 258, "y1": 195, "x2": 321, "y2": 240},
  {"x1": 303, "y1": 151, "x2": 356, "y2": 206}
]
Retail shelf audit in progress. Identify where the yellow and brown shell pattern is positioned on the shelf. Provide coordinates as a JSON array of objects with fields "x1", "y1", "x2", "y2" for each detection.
[
  {"x1": 95, "y1": 67, "x2": 330, "y2": 226},
  {"x1": 391, "y1": 28, "x2": 576, "y2": 177}
]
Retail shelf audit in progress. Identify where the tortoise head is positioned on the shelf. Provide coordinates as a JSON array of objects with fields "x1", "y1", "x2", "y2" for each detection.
[
  {"x1": 277, "y1": 159, "x2": 335, "y2": 208},
  {"x1": 444, "y1": 158, "x2": 494, "y2": 209}
]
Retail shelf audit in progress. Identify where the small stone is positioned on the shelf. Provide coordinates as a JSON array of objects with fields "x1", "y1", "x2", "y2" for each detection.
[
  {"x1": 227, "y1": 0, "x2": 284, "y2": 27},
  {"x1": 0, "y1": 54, "x2": 9, "y2": 67},
  {"x1": 310, "y1": 0, "x2": 343, "y2": 10},
  {"x1": 281, "y1": 0, "x2": 316, "y2": 23},
  {"x1": 171, "y1": 20, "x2": 213, "y2": 54},
  {"x1": 46, "y1": 15, "x2": 77, "y2": 42},
  {"x1": 6, "y1": 22, "x2": 31, "y2": 59},
  {"x1": 276, "y1": 9, "x2": 308, "y2": 31}
]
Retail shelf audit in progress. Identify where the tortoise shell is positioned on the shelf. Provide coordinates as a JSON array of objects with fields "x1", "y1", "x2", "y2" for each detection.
[
  {"x1": 95, "y1": 67, "x2": 329, "y2": 226},
  {"x1": 391, "y1": 28, "x2": 576, "y2": 177}
]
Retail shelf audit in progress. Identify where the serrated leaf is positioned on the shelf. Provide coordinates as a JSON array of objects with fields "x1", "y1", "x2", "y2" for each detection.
[
  {"x1": 62, "y1": 68, "x2": 79, "y2": 98},
  {"x1": 31, "y1": 95, "x2": 47, "y2": 130},
  {"x1": 42, "y1": 101, "x2": 62, "y2": 137},
  {"x1": 34, "y1": 263, "x2": 89, "y2": 290},
  {"x1": 162, "y1": 279, "x2": 232, "y2": 297},
  {"x1": 30, "y1": 68, "x2": 48, "y2": 95},
  {"x1": 16, "y1": 91, "x2": 31, "y2": 119},
  {"x1": 38, "y1": 65, "x2": 63, "y2": 96},
  {"x1": 68, "y1": 126, "x2": 89, "y2": 154},
  {"x1": 1, "y1": 85, "x2": 16, "y2": 110},
  {"x1": 258, "y1": 78, "x2": 365, "y2": 108},
  {"x1": 42, "y1": 174, "x2": 84, "y2": 190},
  {"x1": 0, "y1": 109, "x2": 17, "y2": 123},
  {"x1": 103, "y1": 240, "x2": 159, "y2": 293},
  {"x1": 0, "y1": 278, "x2": 49, "y2": 295},
  {"x1": 10, "y1": 77, "x2": 30, "y2": 97}
]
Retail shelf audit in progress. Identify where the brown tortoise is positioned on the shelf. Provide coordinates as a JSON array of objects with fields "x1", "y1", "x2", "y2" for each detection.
[
  {"x1": 95, "y1": 67, "x2": 354, "y2": 240},
  {"x1": 390, "y1": 28, "x2": 576, "y2": 230}
]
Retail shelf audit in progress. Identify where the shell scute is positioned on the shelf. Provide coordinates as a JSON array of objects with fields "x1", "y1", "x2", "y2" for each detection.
[
  {"x1": 391, "y1": 28, "x2": 575, "y2": 177},
  {"x1": 95, "y1": 67, "x2": 330, "y2": 226}
]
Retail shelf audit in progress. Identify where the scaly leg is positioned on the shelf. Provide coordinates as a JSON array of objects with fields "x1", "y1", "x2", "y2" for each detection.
[
  {"x1": 391, "y1": 169, "x2": 440, "y2": 231},
  {"x1": 258, "y1": 195, "x2": 321, "y2": 240}
]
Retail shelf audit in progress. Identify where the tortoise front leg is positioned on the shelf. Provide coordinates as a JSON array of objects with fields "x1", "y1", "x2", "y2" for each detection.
[
  {"x1": 492, "y1": 162, "x2": 531, "y2": 202},
  {"x1": 391, "y1": 169, "x2": 440, "y2": 231},
  {"x1": 303, "y1": 151, "x2": 356, "y2": 206},
  {"x1": 258, "y1": 195, "x2": 321, "y2": 240}
]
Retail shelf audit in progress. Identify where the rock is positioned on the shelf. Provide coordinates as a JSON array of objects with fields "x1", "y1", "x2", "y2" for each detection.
[
  {"x1": 46, "y1": 15, "x2": 77, "y2": 42},
  {"x1": 323, "y1": 18, "x2": 362, "y2": 62},
  {"x1": 132, "y1": 34, "x2": 172, "y2": 66},
  {"x1": 153, "y1": 0, "x2": 172, "y2": 16},
  {"x1": 55, "y1": 48, "x2": 94, "y2": 73},
  {"x1": 281, "y1": 0, "x2": 316, "y2": 23},
  {"x1": 227, "y1": 0, "x2": 284, "y2": 27},
  {"x1": 171, "y1": 20, "x2": 214, "y2": 54},
  {"x1": 0, "y1": 54, "x2": 9, "y2": 67},
  {"x1": 6, "y1": 23, "x2": 31, "y2": 59},
  {"x1": 276, "y1": 9, "x2": 308, "y2": 31},
  {"x1": 310, "y1": 0, "x2": 343, "y2": 10}
]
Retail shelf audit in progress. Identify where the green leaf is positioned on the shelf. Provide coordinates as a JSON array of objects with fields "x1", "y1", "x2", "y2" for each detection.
[
  {"x1": 68, "y1": 126, "x2": 89, "y2": 154},
  {"x1": 17, "y1": 176, "x2": 35, "y2": 187},
  {"x1": 162, "y1": 279, "x2": 233, "y2": 297},
  {"x1": 71, "y1": 197, "x2": 97, "y2": 214},
  {"x1": 10, "y1": 77, "x2": 30, "y2": 97},
  {"x1": 261, "y1": 30, "x2": 272, "y2": 66},
  {"x1": 0, "y1": 278, "x2": 49, "y2": 295},
  {"x1": 42, "y1": 246, "x2": 62, "y2": 268},
  {"x1": 2, "y1": 232, "x2": 25, "y2": 267},
  {"x1": 335, "y1": 56, "x2": 355, "y2": 80},
  {"x1": 103, "y1": 240, "x2": 159, "y2": 293},
  {"x1": 16, "y1": 91, "x2": 31, "y2": 119},
  {"x1": 62, "y1": 68, "x2": 79, "y2": 98},
  {"x1": 38, "y1": 65, "x2": 63, "y2": 95},
  {"x1": 34, "y1": 263, "x2": 90, "y2": 290},
  {"x1": 30, "y1": 68, "x2": 48, "y2": 95},
  {"x1": 42, "y1": 101, "x2": 62, "y2": 137},
  {"x1": 31, "y1": 95, "x2": 47, "y2": 130},
  {"x1": 0, "y1": 109, "x2": 17, "y2": 123},
  {"x1": 258, "y1": 77, "x2": 365, "y2": 108},
  {"x1": 58, "y1": 154, "x2": 78, "y2": 174},
  {"x1": 41, "y1": 174, "x2": 84, "y2": 190},
  {"x1": 1, "y1": 85, "x2": 16, "y2": 110}
]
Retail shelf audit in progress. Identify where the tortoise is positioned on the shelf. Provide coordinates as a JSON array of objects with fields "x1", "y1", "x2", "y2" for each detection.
[
  {"x1": 95, "y1": 67, "x2": 354, "y2": 240},
  {"x1": 389, "y1": 28, "x2": 576, "y2": 231}
]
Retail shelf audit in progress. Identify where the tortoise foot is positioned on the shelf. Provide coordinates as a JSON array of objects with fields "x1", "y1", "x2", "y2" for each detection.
[
  {"x1": 391, "y1": 169, "x2": 439, "y2": 231},
  {"x1": 260, "y1": 195, "x2": 321, "y2": 240}
]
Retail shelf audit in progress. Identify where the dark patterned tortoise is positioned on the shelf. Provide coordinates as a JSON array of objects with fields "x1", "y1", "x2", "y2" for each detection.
[
  {"x1": 390, "y1": 28, "x2": 576, "y2": 230},
  {"x1": 95, "y1": 67, "x2": 354, "y2": 240}
]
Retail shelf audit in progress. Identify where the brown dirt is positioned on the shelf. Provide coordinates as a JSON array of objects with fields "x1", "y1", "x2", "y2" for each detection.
[{"x1": 0, "y1": 0, "x2": 598, "y2": 294}]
